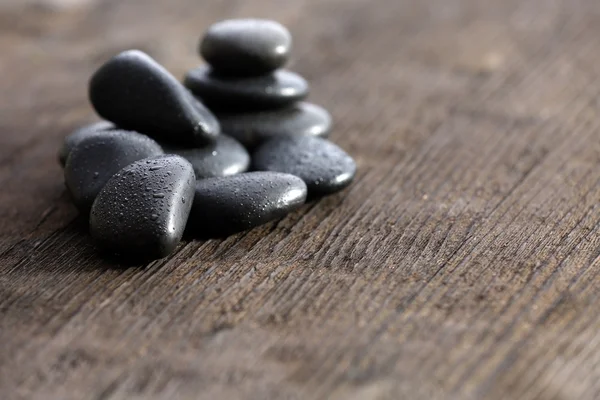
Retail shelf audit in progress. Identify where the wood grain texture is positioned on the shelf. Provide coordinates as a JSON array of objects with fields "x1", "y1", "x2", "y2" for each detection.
[{"x1": 2, "y1": 0, "x2": 600, "y2": 399}]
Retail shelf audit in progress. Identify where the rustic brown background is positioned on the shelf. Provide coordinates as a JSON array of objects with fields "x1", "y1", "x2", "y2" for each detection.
[{"x1": 2, "y1": 0, "x2": 600, "y2": 399}]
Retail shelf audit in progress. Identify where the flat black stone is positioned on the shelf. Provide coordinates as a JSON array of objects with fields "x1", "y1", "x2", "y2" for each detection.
[
  {"x1": 200, "y1": 19, "x2": 292, "y2": 76},
  {"x1": 217, "y1": 102, "x2": 331, "y2": 148},
  {"x1": 58, "y1": 121, "x2": 115, "y2": 166},
  {"x1": 65, "y1": 130, "x2": 164, "y2": 212},
  {"x1": 89, "y1": 50, "x2": 220, "y2": 146},
  {"x1": 252, "y1": 136, "x2": 356, "y2": 197},
  {"x1": 162, "y1": 135, "x2": 250, "y2": 179},
  {"x1": 90, "y1": 156, "x2": 195, "y2": 261},
  {"x1": 188, "y1": 172, "x2": 307, "y2": 238},
  {"x1": 184, "y1": 66, "x2": 308, "y2": 111}
]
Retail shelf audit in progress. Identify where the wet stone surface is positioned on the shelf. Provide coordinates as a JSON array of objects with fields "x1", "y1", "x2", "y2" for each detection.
[
  {"x1": 188, "y1": 171, "x2": 307, "y2": 238},
  {"x1": 200, "y1": 18, "x2": 292, "y2": 76},
  {"x1": 252, "y1": 136, "x2": 356, "y2": 197},
  {"x1": 217, "y1": 102, "x2": 331, "y2": 148},
  {"x1": 58, "y1": 120, "x2": 115, "y2": 166},
  {"x1": 64, "y1": 130, "x2": 164, "y2": 212},
  {"x1": 162, "y1": 134, "x2": 249, "y2": 179},
  {"x1": 184, "y1": 66, "x2": 308, "y2": 111},
  {"x1": 89, "y1": 155, "x2": 196, "y2": 260},
  {"x1": 89, "y1": 49, "x2": 220, "y2": 146}
]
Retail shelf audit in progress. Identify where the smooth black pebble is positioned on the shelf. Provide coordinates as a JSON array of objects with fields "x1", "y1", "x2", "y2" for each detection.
[
  {"x1": 65, "y1": 130, "x2": 164, "y2": 211},
  {"x1": 217, "y1": 102, "x2": 331, "y2": 148},
  {"x1": 58, "y1": 121, "x2": 115, "y2": 166},
  {"x1": 162, "y1": 135, "x2": 249, "y2": 179},
  {"x1": 90, "y1": 156, "x2": 195, "y2": 261},
  {"x1": 252, "y1": 136, "x2": 356, "y2": 197},
  {"x1": 184, "y1": 66, "x2": 308, "y2": 110},
  {"x1": 189, "y1": 172, "x2": 307, "y2": 238},
  {"x1": 89, "y1": 49, "x2": 220, "y2": 146},
  {"x1": 200, "y1": 19, "x2": 292, "y2": 76}
]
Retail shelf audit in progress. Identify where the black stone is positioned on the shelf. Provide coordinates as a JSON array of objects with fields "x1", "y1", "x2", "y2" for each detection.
[
  {"x1": 89, "y1": 49, "x2": 220, "y2": 146},
  {"x1": 184, "y1": 66, "x2": 308, "y2": 111},
  {"x1": 58, "y1": 121, "x2": 115, "y2": 166},
  {"x1": 162, "y1": 135, "x2": 249, "y2": 179},
  {"x1": 217, "y1": 102, "x2": 331, "y2": 148},
  {"x1": 188, "y1": 172, "x2": 307, "y2": 238},
  {"x1": 252, "y1": 136, "x2": 356, "y2": 197},
  {"x1": 90, "y1": 156, "x2": 195, "y2": 261},
  {"x1": 200, "y1": 19, "x2": 292, "y2": 76},
  {"x1": 64, "y1": 130, "x2": 164, "y2": 211}
]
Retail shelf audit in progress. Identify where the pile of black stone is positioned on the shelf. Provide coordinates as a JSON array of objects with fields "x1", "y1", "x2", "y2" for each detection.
[{"x1": 59, "y1": 19, "x2": 356, "y2": 262}]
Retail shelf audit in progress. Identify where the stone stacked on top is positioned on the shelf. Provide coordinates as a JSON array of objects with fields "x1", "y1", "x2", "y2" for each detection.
[
  {"x1": 184, "y1": 19, "x2": 332, "y2": 149},
  {"x1": 186, "y1": 19, "x2": 355, "y2": 197}
]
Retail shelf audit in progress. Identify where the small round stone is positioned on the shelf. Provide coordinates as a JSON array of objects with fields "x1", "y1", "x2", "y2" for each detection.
[
  {"x1": 162, "y1": 135, "x2": 250, "y2": 179},
  {"x1": 217, "y1": 102, "x2": 331, "y2": 148},
  {"x1": 200, "y1": 19, "x2": 292, "y2": 76},
  {"x1": 89, "y1": 49, "x2": 220, "y2": 146},
  {"x1": 252, "y1": 136, "x2": 356, "y2": 197},
  {"x1": 188, "y1": 172, "x2": 307, "y2": 238},
  {"x1": 184, "y1": 66, "x2": 308, "y2": 110},
  {"x1": 58, "y1": 121, "x2": 115, "y2": 166},
  {"x1": 90, "y1": 156, "x2": 195, "y2": 261},
  {"x1": 65, "y1": 130, "x2": 164, "y2": 212}
]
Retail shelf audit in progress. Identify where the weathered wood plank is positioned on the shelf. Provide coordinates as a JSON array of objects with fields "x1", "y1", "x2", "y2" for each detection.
[{"x1": 2, "y1": 0, "x2": 600, "y2": 399}]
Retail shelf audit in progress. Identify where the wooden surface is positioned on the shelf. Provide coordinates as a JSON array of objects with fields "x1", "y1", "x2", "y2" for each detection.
[{"x1": 2, "y1": 0, "x2": 600, "y2": 399}]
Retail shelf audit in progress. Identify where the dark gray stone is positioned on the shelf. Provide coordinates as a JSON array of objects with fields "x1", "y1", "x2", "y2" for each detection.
[
  {"x1": 64, "y1": 130, "x2": 164, "y2": 212},
  {"x1": 184, "y1": 66, "x2": 308, "y2": 110},
  {"x1": 90, "y1": 156, "x2": 195, "y2": 261},
  {"x1": 58, "y1": 121, "x2": 115, "y2": 166},
  {"x1": 217, "y1": 102, "x2": 331, "y2": 148},
  {"x1": 162, "y1": 135, "x2": 250, "y2": 179},
  {"x1": 189, "y1": 172, "x2": 307, "y2": 238},
  {"x1": 200, "y1": 19, "x2": 292, "y2": 76},
  {"x1": 89, "y1": 50, "x2": 220, "y2": 146},
  {"x1": 252, "y1": 136, "x2": 356, "y2": 197}
]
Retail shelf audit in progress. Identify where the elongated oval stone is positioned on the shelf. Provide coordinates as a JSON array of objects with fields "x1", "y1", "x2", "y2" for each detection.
[
  {"x1": 89, "y1": 50, "x2": 220, "y2": 146},
  {"x1": 252, "y1": 136, "x2": 356, "y2": 197},
  {"x1": 189, "y1": 172, "x2": 307, "y2": 238},
  {"x1": 162, "y1": 135, "x2": 249, "y2": 179},
  {"x1": 217, "y1": 102, "x2": 331, "y2": 148},
  {"x1": 200, "y1": 19, "x2": 292, "y2": 76},
  {"x1": 184, "y1": 66, "x2": 308, "y2": 110},
  {"x1": 65, "y1": 130, "x2": 164, "y2": 211},
  {"x1": 58, "y1": 121, "x2": 115, "y2": 166},
  {"x1": 90, "y1": 156, "x2": 195, "y2": 261}
]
